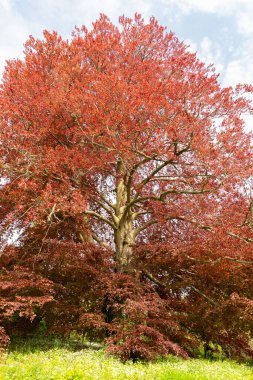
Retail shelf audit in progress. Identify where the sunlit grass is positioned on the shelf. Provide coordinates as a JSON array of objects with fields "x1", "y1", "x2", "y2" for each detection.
[{"x1": 0, "y1": 338, "x2": 252, "y2": 380}]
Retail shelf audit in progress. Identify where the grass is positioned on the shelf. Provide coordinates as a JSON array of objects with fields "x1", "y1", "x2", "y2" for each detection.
[{"x1": 0, "y1": 338, "x2": 253, "y2": 380}]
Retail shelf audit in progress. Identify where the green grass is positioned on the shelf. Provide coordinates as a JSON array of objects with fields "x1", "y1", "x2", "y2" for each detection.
[{"x1": 0, "y1": 338, "x2": 253, "y2": 380}]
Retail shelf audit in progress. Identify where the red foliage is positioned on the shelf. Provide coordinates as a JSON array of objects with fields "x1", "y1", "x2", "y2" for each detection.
[
  {"x1": 0, "y1": 14, "x2": 253, "y2": 360},
  {"x1": 0, "y1": 327, "x2": 10, "y2": 350},
  {"x1": 0, "y1": 259, "x2": 54, "y2": 343}
]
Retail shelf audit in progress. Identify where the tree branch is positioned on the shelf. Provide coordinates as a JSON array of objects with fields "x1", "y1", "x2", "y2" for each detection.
[
  {"x1": 91, "y1": 233, "x2": 110, "y2": 248},
  {"x1": 224, "y1": 256, "x2": 253, "y2": 265},
  {"x1": 83, "y1": 210, "x2": 116, "y2": 230},
  {"x1": 126, "y1": 154, "x2": 156, "y2": 202},
  {"x1": 143, "y1": 270, "x2": 216, "y2": 305},
  {"x1": 138, "y1": 159, "x2": 174, "y2": 188},
  {"x1": 96, "y1": 191, "x2": 116, "y2": 210},
  {"x1": 49, "y1": 132, "x2": 68, "y2": 148},
  {"x1": 134, "y1": 219, "x2": 158, "y2": 236},
  {"x1": 92, "y1": 198, "x2": 116, "y2": 221},
  {"x1": 132, "y1": 188, "x2": 213, "y2": 206},
  {"x1": 226, "y1": 232, "x2": 253, "y2": 243}
]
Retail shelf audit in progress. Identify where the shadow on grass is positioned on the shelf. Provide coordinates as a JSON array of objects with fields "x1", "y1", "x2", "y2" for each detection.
[{"x1": 8, "y1": 335, "x2": 103, "y2": 354}]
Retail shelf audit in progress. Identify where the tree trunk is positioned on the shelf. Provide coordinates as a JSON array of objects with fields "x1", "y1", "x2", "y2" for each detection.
[
  {"x1": 115, "y1": 215, "x2": 135, "y2": 273},
  {"x1": 114, "y1": 175, "x2": 135, "y2": 273}
]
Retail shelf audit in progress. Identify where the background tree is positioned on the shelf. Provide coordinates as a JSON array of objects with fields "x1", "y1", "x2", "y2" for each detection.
[{"x1": 0, "y1": 14, "x2": 253, "y2": 360}]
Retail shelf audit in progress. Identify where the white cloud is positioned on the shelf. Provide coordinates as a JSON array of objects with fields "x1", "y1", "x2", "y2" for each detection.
[
  {"x1": 236, "y1": 9, "x2": 253, "y2": 36},
  {"x1": 168, "y1": 0, "x2": 253, "y2": 37},
  {"x1": 242, "y1": 114, "x2": 253, "y2": 132},
  {"x1": 168, "y1": 0, "x2": 249, "y2": 15},
  {"x1": 13, "y1": 0, "x2": 154, "y2": 34},
  {"x1": 0, "y1": 1, "x2": 29, "y2": 74},
  {"x1": 169, "y1": 0, "x2": 253, "y2": 91},
  {"x1": 0, "y1": 0, "x2": 12, "y2": 11},
  {"x1": 184, "y1": 38, "x2": 197, "y2": 54},
  {"x1": 197, "y1": 36, "x2": 224, "y2": 74},
  {"x1": 223, "y1": 60, "x2": 253, "y2": 87}
]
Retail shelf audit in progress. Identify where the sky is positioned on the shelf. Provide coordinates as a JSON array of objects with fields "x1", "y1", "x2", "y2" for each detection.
[{"x1": 1, "y1": 0, "x2": 253, "y2": 123}]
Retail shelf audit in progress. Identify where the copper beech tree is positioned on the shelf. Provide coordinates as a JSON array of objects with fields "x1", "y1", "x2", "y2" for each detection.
[{"x1": 1, "y1": 14, "x2": 253, "y2": 360}]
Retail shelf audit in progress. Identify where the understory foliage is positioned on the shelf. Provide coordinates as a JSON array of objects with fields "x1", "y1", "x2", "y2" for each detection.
[{"x1": 0, "y1": 14, "x2": 253, "y2": 361}]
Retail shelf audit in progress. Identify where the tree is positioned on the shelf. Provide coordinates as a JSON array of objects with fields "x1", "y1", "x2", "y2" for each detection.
[{"x1": 0, "y1": 14, "x2": 253, "y2": 360}]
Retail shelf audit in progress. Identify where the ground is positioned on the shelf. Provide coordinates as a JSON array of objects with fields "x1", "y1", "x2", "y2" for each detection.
[{"x1": 0, "y1": 338, "x2": 253, "y2": 380}]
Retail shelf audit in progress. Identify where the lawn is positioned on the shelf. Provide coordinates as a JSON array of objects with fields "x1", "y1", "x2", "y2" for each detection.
[{"x1": 0, "y1": 338, "x2": 253, "y2": 380}]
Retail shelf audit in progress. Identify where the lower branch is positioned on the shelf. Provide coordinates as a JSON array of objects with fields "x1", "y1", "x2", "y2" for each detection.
[
  {"x1": 143, "y1": 270, "x2": 216, "y2": 305},
  {"x1": 83, "y1": 210, "x2": 116, "y2": 230}
]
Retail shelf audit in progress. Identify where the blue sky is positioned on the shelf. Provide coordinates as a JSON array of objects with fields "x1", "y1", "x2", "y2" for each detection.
[{"x1": 1, "y1": 0, "x2": 253, "y2": 91}]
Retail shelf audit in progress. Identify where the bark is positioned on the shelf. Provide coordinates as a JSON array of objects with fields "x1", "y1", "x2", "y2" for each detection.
[
  {"x1": 114, "y1": 168, "x2": 135, "y2": 273},
  {"x1": 115, "y1": 214, "x2": 135, "y2": 273}
]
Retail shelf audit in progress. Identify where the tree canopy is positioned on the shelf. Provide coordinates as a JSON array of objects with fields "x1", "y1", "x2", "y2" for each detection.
[{"x1": 1, "y1": 14, "x2": 253, "y2": 360}]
